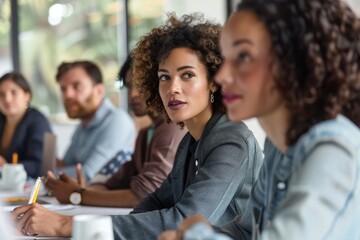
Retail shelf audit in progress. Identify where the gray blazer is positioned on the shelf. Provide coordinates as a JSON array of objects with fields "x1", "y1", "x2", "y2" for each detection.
[{"x1": 112, "y1": 113, "x2": 263, "y2": 239}]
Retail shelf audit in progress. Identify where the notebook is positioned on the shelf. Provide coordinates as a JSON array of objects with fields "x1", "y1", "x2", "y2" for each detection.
[{"x1": 0, "y1": 200, "x2": 15, "y2": 240}]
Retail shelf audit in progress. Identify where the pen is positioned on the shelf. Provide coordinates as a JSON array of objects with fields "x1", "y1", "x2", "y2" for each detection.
[
  {"x1": 12, "y1": 152, "x2": 18, "y2": 164},
  {"x1": 28, "y1": 177, "x2": 42, "y2": 204}
]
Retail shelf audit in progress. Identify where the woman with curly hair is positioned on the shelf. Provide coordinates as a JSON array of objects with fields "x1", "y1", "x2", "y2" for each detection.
[
  {"x1": 159, "y1": 0, "x2": 360, "y2": 239},
  {"x1": 12, "y1": 13, "x2": 263, "y2": 239}
]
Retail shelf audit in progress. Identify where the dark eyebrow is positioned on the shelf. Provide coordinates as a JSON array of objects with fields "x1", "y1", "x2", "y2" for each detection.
[
  {"x1": 158, "y1": 65, "x2": 195, "y2": 73},
  {"x1": 177, "y1": 66, "x2": 195, "y2": 71},
  {"x1": 233, "y1": 39, "x2": 253, "y2": 47}
]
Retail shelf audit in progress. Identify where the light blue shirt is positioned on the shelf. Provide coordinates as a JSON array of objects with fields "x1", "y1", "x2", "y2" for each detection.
[{"x1": 60, "y1": 99, "x2": 136, "y2": 180}]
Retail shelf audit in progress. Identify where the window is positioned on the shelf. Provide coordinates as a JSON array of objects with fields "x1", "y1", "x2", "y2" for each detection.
[
  {"x1": 0, "y1": 0, "x2": 12, "y2": 75},
  {"x1": 4, "y1": 0, "x2": 226, "y2": 116},
  {"x1": 18, "y1": 0, "x2": 127, "y2": 115},
  {"x1": 128, "y1": 0, "x2": 165, "y2": 49}
]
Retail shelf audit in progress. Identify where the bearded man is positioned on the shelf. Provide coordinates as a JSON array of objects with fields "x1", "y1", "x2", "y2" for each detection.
[{"x1": 55, "y1": 60, "x2": 136, "y2": 181}]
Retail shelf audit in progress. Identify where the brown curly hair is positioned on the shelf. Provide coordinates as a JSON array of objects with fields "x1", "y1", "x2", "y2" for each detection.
[
  {"x1": 131, "y1": 13, "x2": 225, "y2": 125},
  {"x1": 237, "y1": 0, "x2": 360, "y2": 145}
]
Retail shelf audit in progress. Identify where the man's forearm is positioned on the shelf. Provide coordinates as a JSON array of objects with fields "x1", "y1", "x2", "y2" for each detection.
[
  {"x1": 81, "y1": 189, "x2": 140, "y2": 208},
  {"x1": 87, "y1": 183, "x2": 109, "y2": 191}
]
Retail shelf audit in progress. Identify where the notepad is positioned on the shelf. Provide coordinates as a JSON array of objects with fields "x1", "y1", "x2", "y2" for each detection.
[
  {"x1": 14, "y1": 236, "x2": 70, "y2": 239},
  {"x1": 1, "y1": 204, "x2": 75, "y2": 213}
]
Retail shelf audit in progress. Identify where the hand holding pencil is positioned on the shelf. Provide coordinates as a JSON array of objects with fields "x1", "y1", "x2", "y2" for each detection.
[{"x1": 13, "y1": 178, "x2": 42, "y2": 223}]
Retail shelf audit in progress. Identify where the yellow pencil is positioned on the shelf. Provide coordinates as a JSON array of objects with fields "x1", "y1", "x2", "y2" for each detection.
[
  {"x1": 28, "y1": 177, "x2": 42, "y2": 204},
  {"x1": 3, "y1": 197, "x2": 28, "y2": 203},
  {"x1": 12, "y1": 152, "x2": 18, "y2": 164}
]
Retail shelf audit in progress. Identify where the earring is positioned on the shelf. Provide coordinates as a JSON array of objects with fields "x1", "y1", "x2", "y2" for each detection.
[{"x1": 210, "y1": 91, "x2": 214, "y2": 103}]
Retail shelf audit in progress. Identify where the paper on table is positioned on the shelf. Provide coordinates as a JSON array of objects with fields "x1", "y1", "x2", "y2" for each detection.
[
  {"x1": 14, "y1": 236, "x2": 70, "y2": 239},
  {"x1": 2, "y1": 204, "x2": 75, "y2": 212}
]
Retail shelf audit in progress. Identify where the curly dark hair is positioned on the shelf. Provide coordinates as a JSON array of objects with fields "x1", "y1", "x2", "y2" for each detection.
[
  {"x1": 237, "y1": 0, "x2": 360, "y2": 145},
  {"x1": 131, "y1": 13, "x2": 224, "y2": 125}
]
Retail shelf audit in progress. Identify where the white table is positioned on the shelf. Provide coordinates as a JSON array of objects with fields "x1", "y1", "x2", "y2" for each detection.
[
  {"x1": 0, "y1": 195, "x2": 132, "y2": 216},
  {"x1": 1, "y1": 179, "x2": 132, "y2": 239},
  {"x1": 39, "y1": 196, "x2": 132, "y2": 216},
  {"x1": 1, "y1": 195, "x2": 132, "y2": 240}
]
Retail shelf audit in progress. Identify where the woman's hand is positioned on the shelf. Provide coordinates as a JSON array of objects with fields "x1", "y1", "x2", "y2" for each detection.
[
  {"x1": 11, "y1": 203, "x2": 72, "y2": 237},
  {"x1": 158, "y1": 230, "x2": 179, "y2": 240},
  {"x1": 158, "y1": 215, "x2": 210, "y2": 240}
]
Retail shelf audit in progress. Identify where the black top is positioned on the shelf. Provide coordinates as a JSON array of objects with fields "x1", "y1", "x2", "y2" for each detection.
[
  {"x1": 184, "y1": 137, "x2": 198, "y2": 188},
  {"x1": 0, "y1": 107, "x2": 52, "y2": 178}
]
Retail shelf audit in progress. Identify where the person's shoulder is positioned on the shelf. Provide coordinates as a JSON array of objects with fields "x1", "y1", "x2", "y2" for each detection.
[
  {"x1": 211, "y1": 113, "x2": 254, "y2": 140},
  {"x1": 22, "y1": 108, "x2": 51, "y2": 131},
  {"x1": 294, "y1": 115, "x2": 360, "y2": 157},
  {"x1": 314, "y1": 115, "x2": 360, "y2": 139},
  {"x1": 109, "y1": 105, "x2": 132, "y2": 120},
  {"x1": 196, "y1": 113, "x2": 259, "y2": 154},
  {"x1": 114, "y1": 107, "x2": 132, "y2": 118},
  {"x1": 153, "y1": 120, "x2": 188, "y2": 144},
  {"x1": 26, "y1": 107, "x2": 50, "y2": 122},
  {"x1": 102, "y1": 100, "x2": 133, "y2": 124}
]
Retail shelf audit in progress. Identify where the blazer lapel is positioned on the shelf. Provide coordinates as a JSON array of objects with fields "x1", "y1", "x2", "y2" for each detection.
[{"x1": 194, "y1": 113, "x2": 223, "y2": 164}]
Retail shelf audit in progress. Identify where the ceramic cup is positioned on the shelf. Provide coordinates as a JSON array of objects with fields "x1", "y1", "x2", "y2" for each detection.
[
  {"x1": 0, "y1": 163, "x2": 27, "y2": 191},
  {"x1": 72, "y1": 215, "x2": 114, "y2": 240}
]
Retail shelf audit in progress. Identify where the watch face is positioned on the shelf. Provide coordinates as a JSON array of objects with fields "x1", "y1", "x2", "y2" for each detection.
[{"x1": 70, "y1": 192, "x2": 82, "y2": 205}]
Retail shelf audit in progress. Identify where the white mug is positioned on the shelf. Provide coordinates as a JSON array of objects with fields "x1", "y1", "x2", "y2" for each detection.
[
  {"x1": 72, "y1": 215, "x2": 114, "y2": 240},
  {"x1": 0, "y1": 163, "x2": 27, "y2": 191}
]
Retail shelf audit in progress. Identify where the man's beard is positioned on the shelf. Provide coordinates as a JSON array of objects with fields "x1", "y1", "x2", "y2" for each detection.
[{"x1": 65, "y1": 94, "x2": 95, "y2": 119}]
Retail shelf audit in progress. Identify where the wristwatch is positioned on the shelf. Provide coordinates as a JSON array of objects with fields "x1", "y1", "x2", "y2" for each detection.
[{"x1": 69, "y1": 188, "x2": 84, "y2": 205}]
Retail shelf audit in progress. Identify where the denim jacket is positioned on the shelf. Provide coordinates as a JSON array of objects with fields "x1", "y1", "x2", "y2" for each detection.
[{"x1": 218, "y1": 115, "x2": 360, "y2": 240}]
